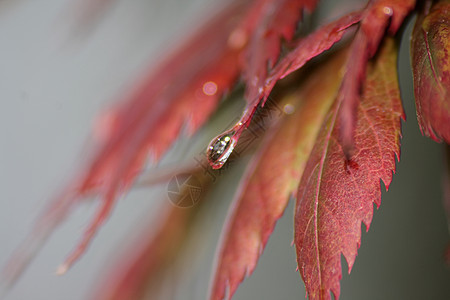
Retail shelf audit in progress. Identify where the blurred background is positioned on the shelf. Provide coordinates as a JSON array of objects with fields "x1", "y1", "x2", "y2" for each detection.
[{"x1": 0, "y1": 0, "x2": 449, "y2": 299}]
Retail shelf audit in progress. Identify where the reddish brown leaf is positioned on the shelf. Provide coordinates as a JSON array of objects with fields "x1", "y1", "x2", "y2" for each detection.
[
  {"x1": 242, "y1": 0, "x2": 317, "y2": 101},
  {"x1": 294, "y1": 38, "x2": 403, "y2": 300},
  {"x1": 411, "y1": 0, "x2": 450, "y2": 143},
  {"x1": 209, "y1": 50, "x2": 347, "y2": 300}
]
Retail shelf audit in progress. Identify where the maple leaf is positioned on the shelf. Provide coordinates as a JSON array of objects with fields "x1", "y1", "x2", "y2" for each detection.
[
  {"x1": 59, "y1": 1, "x2": 250, "y2": 272},
  {"x1": 209, "y1": 49, "x2": 347, "y2": 300},
  {"x1": 207, "y1": 0, "x2": 415, "y2": 169},
  {"x1": 206, "y1": 10, "x2": 362, "y2": 169},
  {"x1": 294, "y1": 37, "x2": 403, "y2": 300},
  {"x1": 51, "y1": 0, "x2": 254, "y2": 273},
  {"x1": 4, "y1": 1, "x2": 450, "y2": 299},
  {"x1": 1, "y1": 0, "x2": 252, "y2": 286},
  {"x1": 411, "y1": 0, "x2": 450, "y2": 143}
]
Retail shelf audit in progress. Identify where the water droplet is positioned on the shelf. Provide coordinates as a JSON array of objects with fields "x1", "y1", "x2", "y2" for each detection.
[{"x1": 207, "y1": 129, "x2": 238, "y2": 169}]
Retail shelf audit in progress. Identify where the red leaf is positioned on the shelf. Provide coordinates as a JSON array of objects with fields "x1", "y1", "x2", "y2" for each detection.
[
  {"x1": 225, "y1": 1, "x2": 414, "y2": 161},
  {"x1": 294, "y1": 38, "x2": 403, "y2": 300},
  {"x1": 58, "y1": 1, "x2": 251, "y2": 273},
  {"x1": 411, "y1": 0, "x2": 450, "y2": 143},
  {"x1": 242, "y1": 0, "x2": 317, "y2": 101},
  {"x1": 337, "y1": 0, "x2": 415, "y2": 156},
  {"x1": 57, "y1": 0, "x2": 254, "y2": 272},
  {"x1": 209, "y1": 50, "x2": 347, "y2": 300},
  {"x1": 2, "y1": 0, "x2": 252, "y2": 284},
  {"x1": 207, "y1": 11, "x2": 362, "y2": 169}
]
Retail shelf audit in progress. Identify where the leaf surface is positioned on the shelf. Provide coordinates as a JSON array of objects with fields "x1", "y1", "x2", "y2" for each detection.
[
  {"x1": 209, "y1": 50, "x2": 347, "y2": 300},
  {"x1": 411, "y1": 0, "x2": 450, "y2": 143},
  {"x1": 294, "y1": 38, "x2": 403, "y2": 300}
]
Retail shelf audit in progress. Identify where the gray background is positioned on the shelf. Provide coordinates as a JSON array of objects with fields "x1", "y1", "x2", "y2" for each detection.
[{"x1": 0, "y1": 0, "x2": 449, "y2": 299}]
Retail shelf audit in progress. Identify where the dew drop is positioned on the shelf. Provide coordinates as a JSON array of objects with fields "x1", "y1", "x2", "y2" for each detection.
[{"x1": 207, "y1": 129, "x2": 238, "y2": 169}]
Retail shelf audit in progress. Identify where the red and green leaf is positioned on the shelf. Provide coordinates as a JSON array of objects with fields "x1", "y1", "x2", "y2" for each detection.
[
  {"x1": 411, "y1": 0, "x2": 450, "y2": 143},
  {"x1": 294, "y1": 38, "x2": 403, "y2": 300},
  {"x1": 209, "y1": 50, "x2": 347, "y2": 300}
]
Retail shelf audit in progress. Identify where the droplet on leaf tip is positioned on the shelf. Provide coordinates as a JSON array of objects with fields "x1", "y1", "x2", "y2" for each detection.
[{"x1": 207, "y1": 129, "x2": 238, "y2": 169}]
